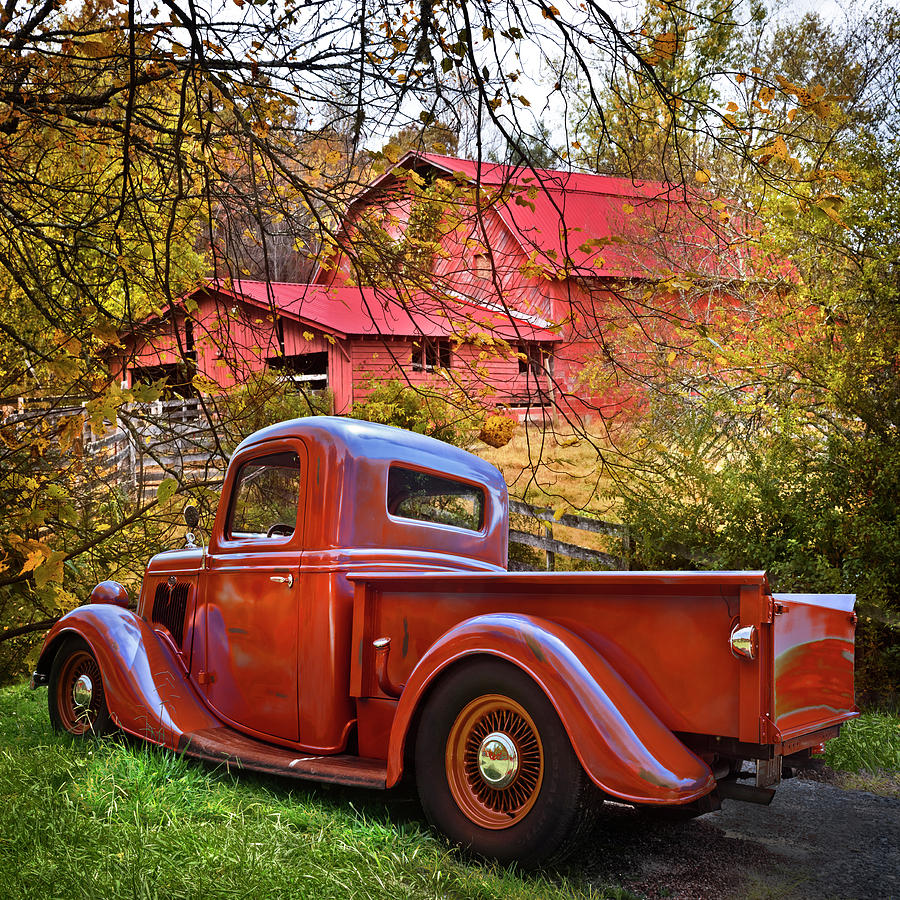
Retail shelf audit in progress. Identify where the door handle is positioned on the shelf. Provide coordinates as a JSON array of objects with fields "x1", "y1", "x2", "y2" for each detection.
[{"x1": 270, "y1": 574, "x2": 294, "y2": 588}]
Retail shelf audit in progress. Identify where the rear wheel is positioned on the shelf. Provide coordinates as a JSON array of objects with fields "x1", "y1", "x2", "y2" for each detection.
[
  {"x1": 415, "y1": 659, "x2": 598, "y2": 866},
  {"x1": 48, "y1": 637, "x2": 113, "y2": 736}
]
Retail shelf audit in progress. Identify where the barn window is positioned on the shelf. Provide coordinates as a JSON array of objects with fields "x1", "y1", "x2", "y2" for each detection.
[
  {"x1": 267, "y1": 351, "x2": 328, "y2": 391},
  {"x1": 518, "y1": 343, "x2": 547, "y2": 378},
  {"x1": 412, "y1": 339, "x2": 451, "y2": 372},
  {"x1": 130, "y1": 364, "x2": 195, "y2": 399},
  {"x1": 473, "y1": 253, "x2": 492, "y2": 280},
  {"x1": 183, "y1": 317, "x2": 196, "y2": 363}
]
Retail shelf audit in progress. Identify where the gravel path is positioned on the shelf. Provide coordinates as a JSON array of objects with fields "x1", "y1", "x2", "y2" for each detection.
[{"x1": 578, "y1": 778, "x2": 900, "y2": 899}]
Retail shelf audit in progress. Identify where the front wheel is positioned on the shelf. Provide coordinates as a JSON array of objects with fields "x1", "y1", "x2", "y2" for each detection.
[
  {"x1": 414, "y1": 659, "x2": 598, "y2": 866},
  {"x1": 48, "y1": 636, "x2": 114, "y2": 736}
]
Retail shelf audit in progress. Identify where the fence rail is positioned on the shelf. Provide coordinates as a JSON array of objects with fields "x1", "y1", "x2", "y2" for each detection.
[{"x1": 508, "y1": 499, "x2": 630, "y2": 571}]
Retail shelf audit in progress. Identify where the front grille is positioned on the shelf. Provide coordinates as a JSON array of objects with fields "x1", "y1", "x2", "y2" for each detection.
[{"x1": 152, "y1": 582, "x2": 190, "y2": 647}]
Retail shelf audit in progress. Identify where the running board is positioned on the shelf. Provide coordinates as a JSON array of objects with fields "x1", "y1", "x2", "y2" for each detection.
[{"x1": 177, "y1": 726, "x2": 387, "y2": 789}]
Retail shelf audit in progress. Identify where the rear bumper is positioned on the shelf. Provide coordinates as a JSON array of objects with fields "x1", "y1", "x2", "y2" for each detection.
[{"x1": 780, "y1": 721, "x2": 848, "y2": 757}]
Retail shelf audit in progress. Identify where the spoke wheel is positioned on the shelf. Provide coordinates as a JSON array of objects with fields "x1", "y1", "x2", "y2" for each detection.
[
  {"x1": 446, "y1": 694, "x2": 544, "y2": 829},
  {"x1": 49, "y1": 637, "x2": 112, "y2": 737},
  {"x1": 415, "y1": 659, "x2": 598, "y2": 866}
]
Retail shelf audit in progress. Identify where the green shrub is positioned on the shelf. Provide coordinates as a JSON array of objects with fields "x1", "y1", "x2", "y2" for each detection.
[
  {"x1": 220, "y1": 373, "x2": 333, "y2": 453},
  {"x1": 824, "y1": 711, "x2": 900, "y2": 774},
  {"x1": 351, "y1": 378, "x2": 477, "y2": 446}
]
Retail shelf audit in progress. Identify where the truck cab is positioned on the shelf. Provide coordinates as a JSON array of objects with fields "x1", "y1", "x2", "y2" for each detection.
[{"x1": 140, "y1": 417, "x2": 509, "y2": 752}]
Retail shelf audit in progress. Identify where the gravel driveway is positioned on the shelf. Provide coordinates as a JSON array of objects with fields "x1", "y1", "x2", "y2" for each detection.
[{"x1": 578, "y1": 777, "x2": 900, "y2": 900}]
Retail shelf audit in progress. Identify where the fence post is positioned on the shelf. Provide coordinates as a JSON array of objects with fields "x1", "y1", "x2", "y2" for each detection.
[{"x1": 544, "y1": 521, "x2": 554, "y2": 571}]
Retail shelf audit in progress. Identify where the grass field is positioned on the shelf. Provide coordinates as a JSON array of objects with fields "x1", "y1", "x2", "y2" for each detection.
[
  {"x1": 2, "y1": 679, "x2": 897, "y2": 900},
  {"x1": 474, "y1": 424, "x2": 633, "y2": 566},
  {"x1": 0, "y1": 684, "x2": 633, "y2": 900},
  {"x1": 474, "y1": 423, "x2": 628, "y2": 513}
]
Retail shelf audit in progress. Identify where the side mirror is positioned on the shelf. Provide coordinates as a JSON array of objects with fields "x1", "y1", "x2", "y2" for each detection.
[{"x1": 184, "y1": 504, "x2": 201, "y2": 529}]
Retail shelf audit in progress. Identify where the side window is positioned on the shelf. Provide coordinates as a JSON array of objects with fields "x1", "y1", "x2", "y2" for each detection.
[
  {"x1": 387, "y1": 466, "x2": 485, "y2": 532},
  {"x1": 228, "y1": 451, "x2": 302, "y2": 540}
]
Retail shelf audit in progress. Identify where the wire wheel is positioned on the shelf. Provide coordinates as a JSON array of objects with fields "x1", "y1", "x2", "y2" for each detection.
[
  {"x1": 445, "y1": 694, "x2": 544, "y2": 829},
  {"x1": 55, "y1": 648, "x2": 105, "y2": 735}
]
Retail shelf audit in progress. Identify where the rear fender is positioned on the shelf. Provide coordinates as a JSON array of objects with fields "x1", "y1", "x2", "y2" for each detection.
[
  {"x1": 35, "y1": 604, "x2": 221, "y2": 746},
  {"x1": 387, "y1": 612, "x2": 715, "y2": 804}
]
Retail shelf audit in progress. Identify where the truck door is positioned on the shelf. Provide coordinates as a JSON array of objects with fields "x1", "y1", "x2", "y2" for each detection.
[{"x1": 199, "y1": 444, "x2": 305, "y2": 742}]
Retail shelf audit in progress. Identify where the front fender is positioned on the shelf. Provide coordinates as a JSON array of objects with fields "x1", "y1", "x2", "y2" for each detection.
[
  {"x1": 35, "y1": 604, "x2": 221, "y2": 746},
  {"x1": 387, "y1": 612, "x2": 715, "y2": 805}
]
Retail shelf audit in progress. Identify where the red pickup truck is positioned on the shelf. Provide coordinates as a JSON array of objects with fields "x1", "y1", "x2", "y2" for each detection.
[{"x1": 32, "y1": 417, "x2": 857, "y2": 864}]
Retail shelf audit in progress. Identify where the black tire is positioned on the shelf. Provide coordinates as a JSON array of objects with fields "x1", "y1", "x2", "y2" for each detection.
[
  {"x1": 48, "y1": 636, "x2": 114, "y2": 737},
  {"x1": 414, "y1": 658, "x2": 599, "y2": 866}
]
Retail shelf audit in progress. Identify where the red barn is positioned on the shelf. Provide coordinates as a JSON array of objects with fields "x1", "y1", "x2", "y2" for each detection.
[
  {"x1": 115, "y1": 278, "x2": 559, "y2": 416},
  {"x1": 116, "y1": 152, "x2": 750, "y2": 419}
]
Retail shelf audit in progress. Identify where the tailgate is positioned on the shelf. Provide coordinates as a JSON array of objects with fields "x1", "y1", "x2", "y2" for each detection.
[{"x1": 773, "y1": 593, "x2": 857, "y2": 741}]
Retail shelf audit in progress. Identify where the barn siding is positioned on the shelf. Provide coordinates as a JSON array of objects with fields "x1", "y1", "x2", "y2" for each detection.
[{"x1": 328, "y1": 341, "x2": 353, "y2": 413}]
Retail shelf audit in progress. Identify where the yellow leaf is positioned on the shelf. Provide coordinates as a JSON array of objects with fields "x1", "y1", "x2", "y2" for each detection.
[
  {"x1": 157, "y1": 477, "x2": 179, "y2": 504},
  {"x1": 92, "y1": 319, "x2": 120, "y2": 344},
  {"x1": 80, "y1": 39, "x2": 108, "y2": 58},
  {"x1": 622, "y1": 203, "x2": 635, "y2": 214},
  {"x1": 695, "y1": 169, "x2": 710, "y2": 184},
  {"x1": 652, "y1": 31, "x2": 677, "y2": 61},
  {"x1": 35, "y1": 551, "x2": 66, "y2": 589},
  {"x1": 666, "y1": 351, "x2": 677, "y2": 364},
  {"x1": 19, "y1": 542, "x2": 51, "y2": 575}
]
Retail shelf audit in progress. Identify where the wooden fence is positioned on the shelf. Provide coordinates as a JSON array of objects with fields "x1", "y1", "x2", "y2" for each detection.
[
  {"x1": 508, "y1": 499, "x2": 630, "y2": 571},
  {"x1": 4, "y1": 398, "x2": 225, "y2": 500}
]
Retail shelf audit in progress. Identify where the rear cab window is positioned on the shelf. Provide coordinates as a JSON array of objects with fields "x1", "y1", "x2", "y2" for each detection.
[
  {"x1": 387, "y1": 466, "x2": 485, "y2": 532},
  {"x1": 227, "y1": 450, "x2": 302, "y2": 541}
]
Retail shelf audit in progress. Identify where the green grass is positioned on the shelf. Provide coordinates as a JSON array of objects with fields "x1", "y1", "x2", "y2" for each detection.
[
  {"x1": 823, "y1": 711, "x2": 900, "y2": 774},
  {"x1": 0, "y1": 684, "x2": 633, "y2": 900}
]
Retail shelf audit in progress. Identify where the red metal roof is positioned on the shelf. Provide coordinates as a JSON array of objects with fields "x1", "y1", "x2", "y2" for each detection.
[
  {"x1": 368, "y1": 152, "x2": 754, "y2": 280},
  {"x1": 210, "y1": 279, "x2": 559, "y2": 343}
]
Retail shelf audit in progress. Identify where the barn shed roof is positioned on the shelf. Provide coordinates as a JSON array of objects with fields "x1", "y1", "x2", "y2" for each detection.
[{"x1": 208, "y1": 279, "x2": 559, "y2": 343}]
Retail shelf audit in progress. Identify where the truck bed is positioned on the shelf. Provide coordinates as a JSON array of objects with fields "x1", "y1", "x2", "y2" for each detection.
[{"x1": 349, "y1": 571, "x2": 857, "y2": 750}]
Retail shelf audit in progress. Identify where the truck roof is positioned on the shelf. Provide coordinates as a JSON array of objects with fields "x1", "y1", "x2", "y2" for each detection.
[{"x1": 234, "y1": 416, "x2": 506, "y2": 492}]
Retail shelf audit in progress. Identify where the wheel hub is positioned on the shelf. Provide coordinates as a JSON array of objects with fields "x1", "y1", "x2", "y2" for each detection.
[
  {"x1": 477, "y1": 732, "x2": 519, "y2": 788},
  {"x1": 72, "y1": 674, "x2": 94, "y2": 715}
]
